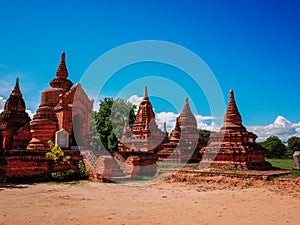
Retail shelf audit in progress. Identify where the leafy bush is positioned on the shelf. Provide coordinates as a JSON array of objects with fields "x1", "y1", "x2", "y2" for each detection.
[
  {"x1": 51, "y1": 170, "x2": 75, "y2": 181},
  {"x1": 46, "y1": 141, "x2": 89, "y2": 181},
  {"x1": 78, "y1": 160, "x2": 89, "y2": 179},
  {"x1": 46, "y1": 140, "x2": 70, "y2": 165}
]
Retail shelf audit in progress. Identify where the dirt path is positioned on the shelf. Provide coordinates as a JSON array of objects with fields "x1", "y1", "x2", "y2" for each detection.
[{"x1": 0, "y1": 179, "x2": 299, "y2": 225}]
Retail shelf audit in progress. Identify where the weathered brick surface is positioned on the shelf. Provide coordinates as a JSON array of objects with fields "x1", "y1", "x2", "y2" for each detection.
[
  {"x1": 0, "y1": 149, "x2": 83, "y2": 182},
  {"x1": 158, "y1": 98, "x2": 202, "y2": 163},
  {"x1": 200, "y1": 90, "x2": 271, "y2": 170},
  {"x1": 0, "y1": 78, "x2": 31, "y2": 150},
  {"x1": 0, "y1": 53, "x2": 93, "y2": 182},
  {"x1": 118, "y1": 86, "x2": 164, "y2": 176},
  {"x1": 27, "y1": 53, "x2": 93, "y2": 150}
]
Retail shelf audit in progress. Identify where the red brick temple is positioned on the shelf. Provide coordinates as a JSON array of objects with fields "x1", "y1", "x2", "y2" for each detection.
[
  {"x1": 27, "y1": 52, "x2": 93, "y2": 151},
  {"x1": 157, "y1": 97, "x2": 202, "y2": 163},
  {"x1": 0, "y1": 78, "x2": 31, "y2": 150},
  {"x1": 0, "y1": 53, "x2": 92, "y2": 182},
  {"x1": 200, "y1": 90, "x2": 272, "y2": 170},
  {"x1": 117, "y1": 86, "x2": 167, "y2": 176}
]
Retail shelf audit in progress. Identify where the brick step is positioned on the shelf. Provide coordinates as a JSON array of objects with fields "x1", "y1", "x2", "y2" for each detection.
[
  {"x1": 109, "y1": 158, "x2": 126, "y2": 177},
  {"x1": 80, "y1": 150, "x2": 130, "y2": 180}
]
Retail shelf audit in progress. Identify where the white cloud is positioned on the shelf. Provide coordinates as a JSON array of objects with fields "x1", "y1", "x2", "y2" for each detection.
[
  {"x1": 247, "y1": 116, "x2": 300, "y2": 142},
  {"x1": 195, "y1": 115, "x2": 216, "y2": 121},
  {"x1": 195, "y1": 115, "x2": 220, "y2": 132},
  {"x1": 26, "y1": 110, "x2": 34, "y2": 119},
  {"x1": 93, "y1": 99, "x2": 100, "y2": 111},
  {"x1": 197, "y1": 121, "x2": 220, "y2": 132},
  {"x1": 155, "y1": 112, "x2": 178, "y2": 132},
  {"x1": 0, "y1": 96, "x2": 6, "y2": 110},
  {"x1": 155, "y1": 111, "x2": 220, "y2": 133},
  {"x1": 127, "y1": 95, "x2": 143, "y2": 107}
]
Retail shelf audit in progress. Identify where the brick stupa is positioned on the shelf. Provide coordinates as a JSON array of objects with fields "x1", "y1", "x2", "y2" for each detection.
[
  {"x1": 119, "y1": 86, "x2": 166, "y2": 153},
  {"x1": 158, "y1": 97, "x2": 202, "y2": 162},
  {"x1": 118, "y1": 86, "x2": 167, "y2": 175},
  {"x1": 0, "y1": 78, "x2": 31, "y2": 150},
  {"x1": 27, "y1": 52, "x2": 93, "y2": 150},
  {"x1": 200, "y1": 89, "x2": 271, "y2": 170},
  {"x1": 0, "y1": 54, "x2": 91, "y2": 182}
]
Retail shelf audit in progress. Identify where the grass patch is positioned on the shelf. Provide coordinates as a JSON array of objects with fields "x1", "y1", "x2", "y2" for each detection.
[
  {"x1": 157, "y1": 162, "x2": 185, "y2": 170},
  {"x1": 208, "y1": 168, "x2": 225, "y2": 173},
  {"x1": 157, "y1": 162, "x2": 198, "y2": 170},
  {"x1": 137, "y1": 176, "x2": 155, "y2": 181},
  {"x1": 266, "y1": 158, "x2": 300, "y2": 178},
  {"x1": 266, "y1": 158, "x2": 293, "y2": 169},
  {"x1": 124, "y1": 176, "x2": 155, "y2": 183},
  {"x1": 289, "y1": 170, "x2": 300, "y2": 178}
]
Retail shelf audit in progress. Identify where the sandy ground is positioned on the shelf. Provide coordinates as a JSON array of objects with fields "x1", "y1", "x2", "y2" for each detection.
[{"x1": 0, "y1": 178, "x2": 299, "y2": 225}]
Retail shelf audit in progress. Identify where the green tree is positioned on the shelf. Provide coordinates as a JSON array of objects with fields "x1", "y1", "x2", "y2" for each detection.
[
  {"x1": 91, "y1": 97, "x2": 136, "y2": 152},
  {"x1": 259, "y1": 136, "x2": 287, "y2": 158},
  {"x1": 287, "y1": 136, "x2": 300, "y2": 158},
  {"x1": 199, "y1": 129, "x2": 212, "y2": 146},
  {"x1": 90, "y1": 111, "x2": 104, "y2": 151}
]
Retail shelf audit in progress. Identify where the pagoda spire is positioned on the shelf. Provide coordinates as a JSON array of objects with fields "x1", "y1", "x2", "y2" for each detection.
[
  {"x1": 50, "y1": 52, "x2": 73, "y2": 90},
  {"x1": 56, "y1": 52, "x2": 68, "y2": 79},
  {"x1": 130, "y1": 86, "x2": 157, "y2": 139},
  {"x1": 3, "y1": 77, "x2": 26, "y2": 112},
  {"x1": 224, "y1": 89, "x2": 242, "y2": 127},
  {"x1": 179, "y1": 97, "x2": 197, "y2": 129},
  {"x1": 143, "y1": 86, "x2": 148, "y2": 100},
  {"x1": 0, "y1": 77, "x2": 30, "y2": 150},
  {"x1": 180, "y1": 97, "x2": 193, "y2": 117},
  {"x1": 183, "y1": 97, "x2": 189, "y2": 110},
  {"x1": 163, "y1": 122, "x2": 167, "y2": 132},
  {"x1": 11, "y1": 77, "x2": 22, "y2": 97}
]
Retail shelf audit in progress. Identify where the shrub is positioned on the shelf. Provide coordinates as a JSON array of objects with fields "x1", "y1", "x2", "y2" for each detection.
[{"x1": 46, "y1": 141, "x2": 89, "y2": 181}]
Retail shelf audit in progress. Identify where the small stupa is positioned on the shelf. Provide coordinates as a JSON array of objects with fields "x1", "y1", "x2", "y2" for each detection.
[
  {"x1": 0, "y1": 78, "x2": 31, "y2": 150},
  {"x1": 200, "y1": 89, "x2": 271, "y2": 170},
  {"x1": 160, "y1": 97, "x2": 201, "y2": 162}
]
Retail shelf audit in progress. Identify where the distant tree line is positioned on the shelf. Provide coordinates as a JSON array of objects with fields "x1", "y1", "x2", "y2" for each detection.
[{"x1": 258, "y1": 136, "x2": 300, "y2": 159}]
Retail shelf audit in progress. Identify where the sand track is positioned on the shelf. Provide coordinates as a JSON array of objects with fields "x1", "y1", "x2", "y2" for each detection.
[{"x1": 0, "y1": 179, "x2": 299, "y2": 225}]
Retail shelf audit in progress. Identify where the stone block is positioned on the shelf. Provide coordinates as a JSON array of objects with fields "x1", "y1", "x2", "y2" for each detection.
[
  {"x1": 293, "y1": 151, "x2": 300, "y2": 170},
  {"x1": 55, "y1": 129, "x2": 69, "y2": 149}
]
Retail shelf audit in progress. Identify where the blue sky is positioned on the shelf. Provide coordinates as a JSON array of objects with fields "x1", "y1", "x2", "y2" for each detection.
[{"x1": 0, "y1": 0, "x2": 300, "y2": 140}]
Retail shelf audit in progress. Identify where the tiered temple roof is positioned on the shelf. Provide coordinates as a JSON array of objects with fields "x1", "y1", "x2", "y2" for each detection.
[
  {"x1": 0, "y1": 78, "x2": 31, "y2": 150},
  {"x1": 200, "y1": 89, "x2": 271, "y2": 170},
  {"x1": 119, "y1": 86, "x2": 166, "y2": 153},
  {"x1": 27, "y1": 52, "x2": 93, "y2": 150},
  {"x1": 158, "y1": 97, "x2": 201, "y2": 162}
]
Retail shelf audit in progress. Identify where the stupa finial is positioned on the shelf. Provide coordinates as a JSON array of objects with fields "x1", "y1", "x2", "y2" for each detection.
[
  {"x1": 11, "y1": 77, "x2": 22, "y2": 97},
  {"x1": 56, "y1": 52, "x2": 68, "y2": 79},
  {"x1": 224, "y1": 89, "x2": 242, "y2": 127},
  {"x1": 144, "y1": 86, "x2": 148, "y2": 99}
]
